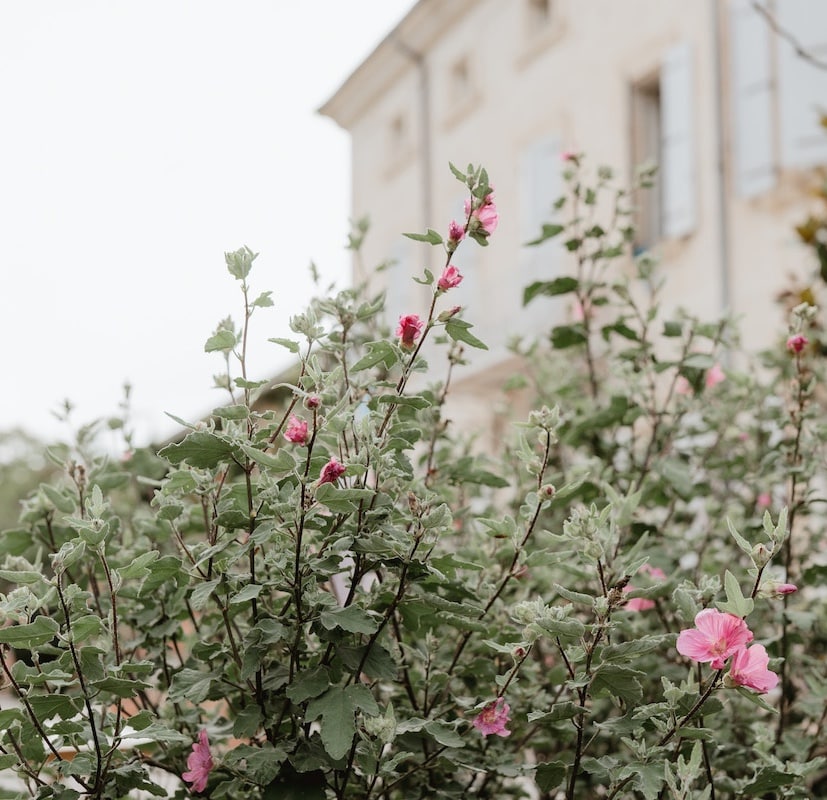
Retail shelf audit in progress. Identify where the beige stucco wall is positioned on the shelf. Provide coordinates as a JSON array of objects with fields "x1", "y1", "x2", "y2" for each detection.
[{"x1": 326, "y1": 0, "x2": 820, "y2": 412}]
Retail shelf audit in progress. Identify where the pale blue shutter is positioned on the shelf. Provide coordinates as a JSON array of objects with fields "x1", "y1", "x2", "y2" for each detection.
[
  {"x1": 519, "y1": 134, "x2": 563, "y2": 328},
  {"x1": 660, "y1": 42, "x2": 696, "y2": 238},
  {"x1": 776, "y1": 0, "x2": 827, "y2": 169},
  {"x1": 730, "y1": 0, "x2": 775, "y2": 196}
]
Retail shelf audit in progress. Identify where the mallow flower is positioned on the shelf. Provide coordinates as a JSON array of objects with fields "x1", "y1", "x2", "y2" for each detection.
[{"x1": 676, "y1": 608, "x2": 753, "y2": 669}]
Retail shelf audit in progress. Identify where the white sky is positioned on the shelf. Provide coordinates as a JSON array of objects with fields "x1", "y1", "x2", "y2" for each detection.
[{"x1": 0, "y1": 1, "x2": 417, "y2": 448}]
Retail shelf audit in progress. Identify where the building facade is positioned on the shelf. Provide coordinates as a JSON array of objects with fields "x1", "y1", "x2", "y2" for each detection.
[{"x1": 320, "y1": 0, "x2": 827, "y2": 428}]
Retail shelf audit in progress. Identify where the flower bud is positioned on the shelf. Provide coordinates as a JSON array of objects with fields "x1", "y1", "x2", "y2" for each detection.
[
  {"x1": 751, "y1": 543, "x2": 771, "y2": 568},
  {"x1": 539, "y1": 483, "x2": 556, "y2": 500}
]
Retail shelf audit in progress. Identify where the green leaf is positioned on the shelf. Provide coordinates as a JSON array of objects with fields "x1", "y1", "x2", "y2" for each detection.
[
  {"x1": 168, "y1": 668, "x2": 220, "y2": 704},
  {"x1": 376, "y1": 394, "x2": 431, "y2": 409},
  {"x1": 232, "y1": 706, "x2": 262, "y2": 739},
  {"x1": 268, "y1": 337, "x2": 300, "y2": 353},
  {"x1": 424, "y1": 721, "x2": 464, "y2": 748},
  {"x1": 742, "y1": 768, "x2": 797, "y2": 793},
  {"x1": 213, "y1": 404, "x2": 250, "y2": 420},
  {"x1": 590, "y1": 664, "x2": 645, "y2": 705},
  {"x1": 159, "y1": 431, "x2": 238, "y2": 469},
  {"x1": 718, "y1": 570, "x2": 754, "y2": 618},
  {"x1": 523, "y1": 276, "x2": 578, "y2": 306},
  {"x1": 190, "y1": 579, "x2": 220, "y2": 611},
  {"x1": 225, "y1": 246, "x2": 258, "y2": 280},
  {"x1": 286, "y1": 666, "x2": 331, "y2": 704},
  {"x1": 445, "y1": 318, "x2": 488, "y2": 350},
  {"x1": 230, "y1": 583, "x2": 264, "y2": 605},
  {"x1": 350, "y1": 341, "x2": 398, "y2": 372},
  {"x1": 526, "y1": 222, "x2": 565, "y2": 246},
  {"x1": 204, "y1": 329, "x2": 237, "y2": 353},
  {"x1": 320, "y1": 605, "x2": 379, "y2": 635},
  {"x1": 306, "y1": 685, "x2": 379, "y2": 760},
  {"x1": 314, "y1": 484, "x2": 373, "y2": 513},
  {"x1": 252, "y1": 291, "x2": 274, "y2": 308},
  {"x1": 663, "y1": 320, "x2": 683, "y2": 337},
  {"x1": 0, "y1": 616, "x2": 59, "y2": 648},
  {"x1": 40, "y1": 483, "x2": 76, "y2": 513},
  {"x1": 550, "y1": 324, "x2": 587, "y2": 349},
  {"x1": 117, "y1": 551, "x2": 160, "y2": 581},
  {"x1": 403, "y1": 228, "x2": 443, "y2": 245},
  {"x1": 726, "y1": 518, "x2": 753, "y2": 556},
  {"x1": 28, "y1": 694, "x2": 81, "y2": 720},
  {"x1": 535, "y1": 762, "x2": 567, "y2": 793}
]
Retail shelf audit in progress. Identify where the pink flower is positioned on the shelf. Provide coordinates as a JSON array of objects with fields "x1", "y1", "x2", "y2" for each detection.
[
  {"x1": 464, "y1": 191, "x2": 499, "y2": 236},
  {"x1": 776, "y1": 583, "x2": 797, "y2": 595},
  {"x1": 675, "y1": 375, "x2": 692, "y2": 396},
  {"x1": 396, "y1": 314, "x2": 424, "y2": 349},
  {"x1": 756, "y1": 492, "x2": 772, "y2": 510},
  {"x1": 437, "y1": 264, "x2": 463, "y2": 291},
  {"x1": 182, "y1": 729, "x2": 213, "y2": 793},
  {"x1": 561, "y1": 149, "x2": 578, "y2": 162},
  {"x1": 448, "y1": 219, "x2": 465, "y2": 243},
  {"x1": 304, "y1": 394, "x2": 322, "y2": 409},
  {"x1": 676, "y1": 609, "x2": 754, "y2": 669},
  {"x1": 622, "y1": 564, "x2": 666, "y2": 611},
  {"x1": 640, "y1": 564, "x2": 667, "y2": 580},
  {"x1": 472, "y1": 697, "x2": 511, "y2": 737},
  {"x1": 728, "y1": 644, "x2": 778, "y2": 694},
  {"x1": 284, "y1": 415, "x2": 309, "y2": 445},
  {"x1": 705, "y1": 363, "x2": 726, "y2": 389},
  {"x1": 623, "y1": 589, "x2": 655, "y2": 612},
  {"x1": 787, "y1": 334, "x2": 808, "y2": 354},
  {"x1": 319, "y1": 457, "x2": 346, "y2": 486}
]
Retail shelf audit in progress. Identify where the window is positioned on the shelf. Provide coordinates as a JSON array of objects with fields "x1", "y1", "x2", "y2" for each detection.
[
  {"x1": 631, "y1": 75, "x2": 662, "y2": 252},
  {"x1": 384, "y1": 238, "x2": 413, "y2": 325},
  {"x1": 449, "y1": 57, "x2": 471, "y2": 103},
  {"x1": 731, "y1": 0, "x2": 827, "y2": 196},
  {"x1": 630, "y1": 42, "x2": 695, "y2": 250}
]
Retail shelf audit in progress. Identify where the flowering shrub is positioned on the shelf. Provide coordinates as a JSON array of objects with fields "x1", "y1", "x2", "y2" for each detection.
[{"x1": 1, "y1": 160, "x2": 826, "y2": 799}]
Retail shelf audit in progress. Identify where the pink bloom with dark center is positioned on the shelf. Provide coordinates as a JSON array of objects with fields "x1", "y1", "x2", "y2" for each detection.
[
  {"x1": 396, "y1": 314, "x2": 424, "y2": 349},
  {"x1": 437, "y1": 264, "x2": 463, "y2": 291},
  {"x1": 448, "y1": 219, "x2": 465, "y2": 242},
  {"x1": 787, "y1": 334, "x2": 808, "y2": 354},
  {"x1": 465, "y1": 192, "x2": 499, "y2": 236},
  {"x1": 472, "y1": 698, "x2": 511, "y2": 737},
  {"x1": 319, "y1": 457, "x2": 346, "y2": 486},
  {"x1": 182, "y1": 729, "x2": 213, "y2": 793},
  {"x1": 284, "y1": 415, "x2": 308, "y2": 445},
  {"x1": 705, "y1": 363, "x2": 725, "y2": 389},
  {"x1": 676, "y1": 608, "x2": 754, "y2": 669},
  {"x1": 728, "y1": 644, "x2": 779, "y2": 693}
]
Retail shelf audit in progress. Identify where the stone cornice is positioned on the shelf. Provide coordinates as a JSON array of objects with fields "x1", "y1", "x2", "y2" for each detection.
[{"x1": 318, "y1": 0, "x2": 478, "y2": 130}]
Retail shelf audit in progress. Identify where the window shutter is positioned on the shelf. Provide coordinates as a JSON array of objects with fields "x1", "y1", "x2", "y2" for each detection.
[
  {"x1": 519, "y1": 134, "x2": 561, "y2": 282},
  {"x1": 730, "y1": 0, "x2": 775, "y2": 196},
  {"x1": 776, "y1": 0, "x2": 827, "y2": 169},
  {"x1": 386, "y1": 239, "x2": 413, "y2": 325},
  {"x1": 518, "y1": 134, "x2": 564, "y2": 326},
  {"x1": 660, "y1": 41, "x2": 696, "y2": 238}
]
